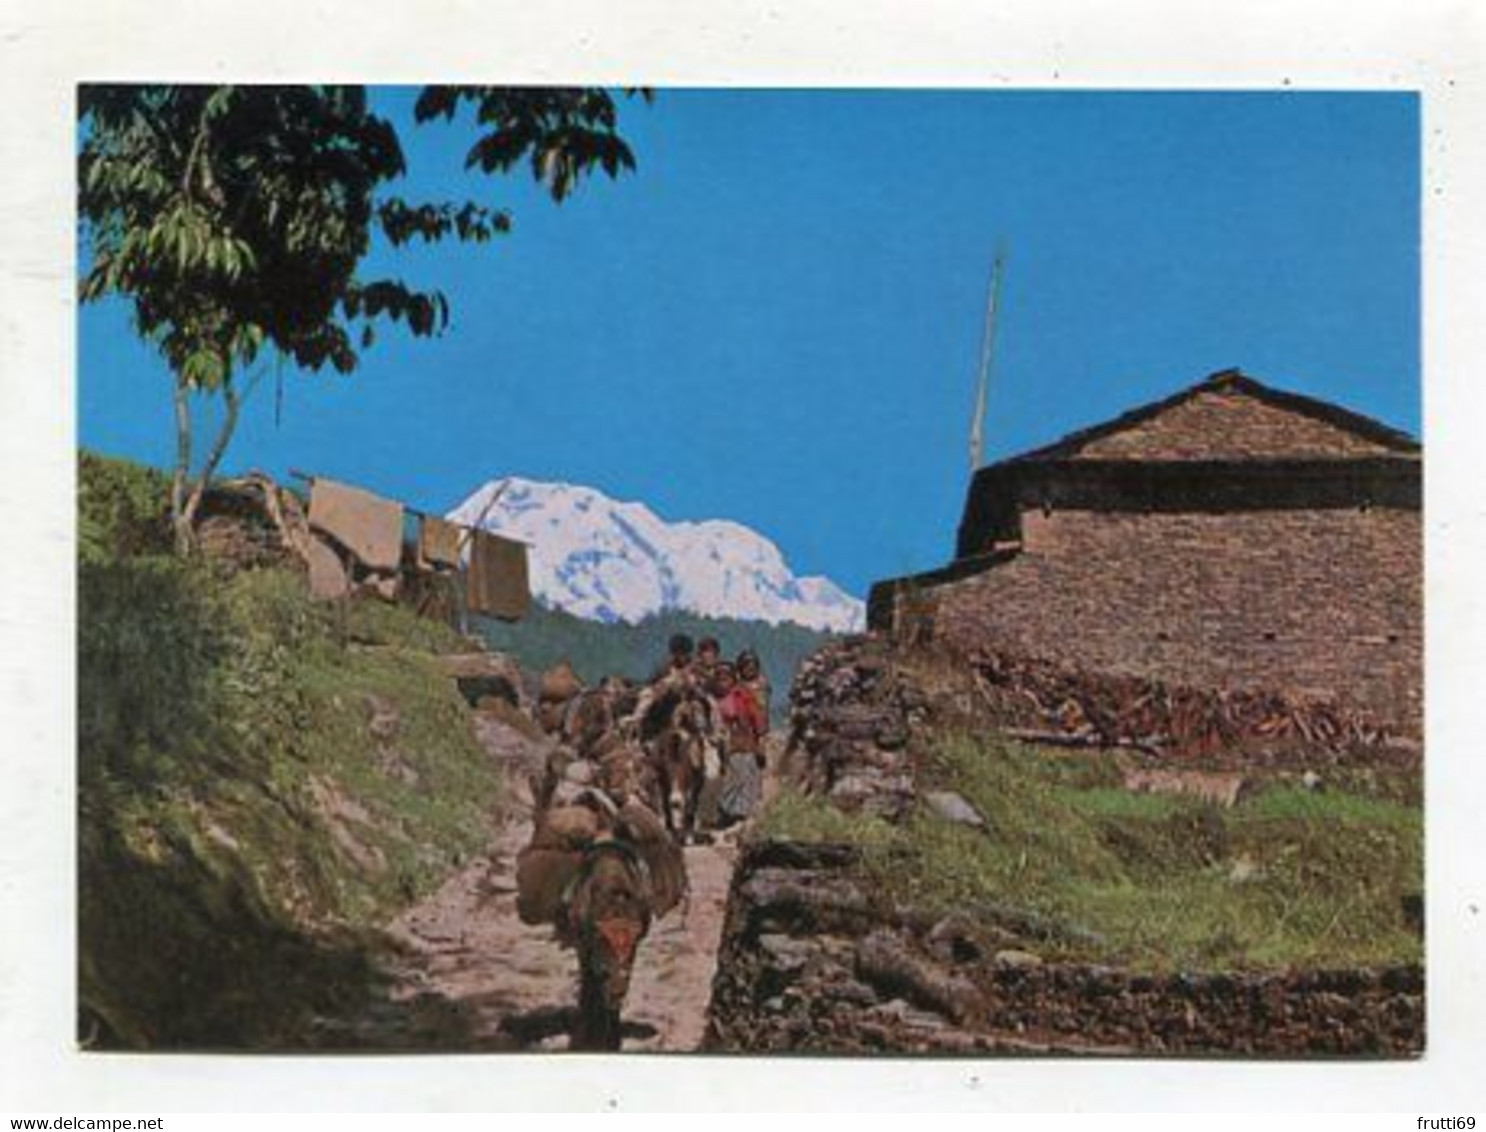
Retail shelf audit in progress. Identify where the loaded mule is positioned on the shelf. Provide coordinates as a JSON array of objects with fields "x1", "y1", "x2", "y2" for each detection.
[
  {"x1": 516, "y1": 796, "x2": 686, "y2": 1050},
  {"x1": 639, "y1": 683, "x2": 722, "y2": 843}
]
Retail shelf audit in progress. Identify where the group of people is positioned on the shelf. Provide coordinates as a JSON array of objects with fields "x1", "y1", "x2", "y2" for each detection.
[
  {"x1": 513, "y1": 635, "x2": 773, "y2": 1048},
  {"x1": 651, "y1": 633, "x2": 771, "y2": 828},
  {"x1": 527, "y1": 633, "x2": 773, "y2": 836}
]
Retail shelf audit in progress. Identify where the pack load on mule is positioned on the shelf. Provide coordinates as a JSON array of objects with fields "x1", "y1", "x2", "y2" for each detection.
[
  {"x1": 516, "y1": 794, "x2": 686, "y2": 928},
  {"x1": 534, "y1": 661, "x2": 586, "y2": 736},
  {"x1": 515, "y1": 791, "x2": 686, "y2": 1050}
]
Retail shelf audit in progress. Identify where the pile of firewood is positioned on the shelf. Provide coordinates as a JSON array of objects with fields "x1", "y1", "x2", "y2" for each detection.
[{"x1": 967, "y1": 647, "x2": 1398, "y2": 761}]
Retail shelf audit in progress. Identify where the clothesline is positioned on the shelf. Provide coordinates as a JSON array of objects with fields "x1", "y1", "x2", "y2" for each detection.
[
  {"x1": 287, "y1": 468, "x2": 532, "y2": 621},
  {"x1": 286, "y1": 469, "x2": 534, "y2": 547}
]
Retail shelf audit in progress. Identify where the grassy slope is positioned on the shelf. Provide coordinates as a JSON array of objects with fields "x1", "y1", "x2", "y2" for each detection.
[
  {"x1": 761, "y1": 734, "x2": 1423, "y2": 974},
  {"x1": 78, "y1": 453, "x2": 497, "y2": 1048}
]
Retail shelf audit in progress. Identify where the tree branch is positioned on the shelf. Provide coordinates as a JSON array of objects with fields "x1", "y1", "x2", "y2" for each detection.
[{"x1": 181, "y1": 92, "x2": 213, "y2": 203}]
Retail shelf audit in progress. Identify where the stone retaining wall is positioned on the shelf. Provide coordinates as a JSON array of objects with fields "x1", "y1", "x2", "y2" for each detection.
[
  {"x1": 706, "y1": 839, "x2": 1423, "y2": 1056},
  {"x1": 703, "y1": 638, "x2": 1425, "y2": 1056}
]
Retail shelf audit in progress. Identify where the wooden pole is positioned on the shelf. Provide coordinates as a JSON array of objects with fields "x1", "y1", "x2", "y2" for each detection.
[{"x1": 968, "y1": 246, "x2": 1006, "y2": 475}]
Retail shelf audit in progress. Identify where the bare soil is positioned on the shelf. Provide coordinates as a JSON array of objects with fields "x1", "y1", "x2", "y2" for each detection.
[{"x1": 374, "y1": 712, "x2": 742, "y2": 1052}]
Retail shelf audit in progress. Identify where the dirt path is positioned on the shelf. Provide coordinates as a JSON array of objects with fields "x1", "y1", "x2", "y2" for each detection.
[{"x1": 376, "y1": 712, "x2": 741, "y2": 1052}]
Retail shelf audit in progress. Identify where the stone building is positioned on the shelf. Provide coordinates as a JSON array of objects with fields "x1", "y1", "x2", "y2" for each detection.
[{"x1": 867, "y1": 370, "x2": 1422, "y2": 734}]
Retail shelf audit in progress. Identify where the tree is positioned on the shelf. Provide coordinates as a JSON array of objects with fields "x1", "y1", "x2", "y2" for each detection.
[{"x1": 78, "y1": 84, "x2": 644, "y2": 554}]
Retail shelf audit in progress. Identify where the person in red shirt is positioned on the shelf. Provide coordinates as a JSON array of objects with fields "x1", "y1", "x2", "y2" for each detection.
[
  {"x1": 736, "y1": 649, "x2": 771, "y2": 724},
  {"x1": 714, "y1": 662, "x2": 767, "y2": 827}
]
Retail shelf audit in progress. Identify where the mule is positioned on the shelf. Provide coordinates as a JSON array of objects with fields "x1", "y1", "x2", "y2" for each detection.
[
  {"x1": 651, "y1": 725, "x2": 705, "y2": 840},
  {"x1": 641, "y1": 687, "x2": 720, "y2": 841},
  {"x1": 562, "y1": 839, "x2": 653, "y2": 1051},
  {"x1": 560, "y1": 681, "x2": 619, "y2": 756}
]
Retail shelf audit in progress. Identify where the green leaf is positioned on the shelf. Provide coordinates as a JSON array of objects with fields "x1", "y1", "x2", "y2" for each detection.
[{"x1": 76, "y1": 82, "x2": 643, "y2": 511}]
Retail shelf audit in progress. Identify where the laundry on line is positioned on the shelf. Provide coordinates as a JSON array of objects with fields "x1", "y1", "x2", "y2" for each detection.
[
  {"x1": 291, "y1": 470, "x2": 531, "y2": 621},
  {"x1": 307, "y1": 476, "x2": 405, "y2": 572}
]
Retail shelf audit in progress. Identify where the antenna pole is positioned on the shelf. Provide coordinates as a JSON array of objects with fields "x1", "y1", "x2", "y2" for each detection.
[
  {"x1": 459, "y1": 478, "x2": 510, "y2": 553},
  {"x1": 968, "y1": 246, "x2": 1006, "y2": 474}
]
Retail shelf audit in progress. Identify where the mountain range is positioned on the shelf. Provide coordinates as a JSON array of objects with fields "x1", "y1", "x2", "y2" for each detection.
[{"x1": 446, "y1": 477, "x2": 864, "y2": 633}]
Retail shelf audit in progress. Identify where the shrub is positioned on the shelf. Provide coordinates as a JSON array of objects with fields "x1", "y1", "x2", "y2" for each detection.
[{"x1": 78, "y1": 450, "x2": 172, "y2": 563}]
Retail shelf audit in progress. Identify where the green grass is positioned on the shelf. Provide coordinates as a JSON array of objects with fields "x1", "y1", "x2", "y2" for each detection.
[
  {"x1": 343, "y1": 593, "x2": 470, "y2": 655},
  {"x1": 81, "y1": 559, "x2": 497, "y2": 916},
  {"x1": 78, "y1": 454, "x2": 501, "y2": 1046},
  {"x1": 78, "y1": 450, "x2": 172, "y2": 563},
  {"x1": 758, "y1": 733, "x2": 1422, "y2": 974},
  {"x1": 758, "y1": 787, "x2": 903, "y2": 848}
]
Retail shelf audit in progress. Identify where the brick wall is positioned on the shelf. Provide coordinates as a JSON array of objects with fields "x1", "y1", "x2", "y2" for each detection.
[
  {"x1": 1071, "y1": 388, "x2": 1408, "y2": 461},
  {"x1": 926, "y1": 506, "x2": 1421, "y2": 733}
]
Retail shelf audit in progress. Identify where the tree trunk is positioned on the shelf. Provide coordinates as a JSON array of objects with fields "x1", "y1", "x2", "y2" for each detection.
[
  {"x1": 171, "y1": 376, "x2": 194, "y2": 556},
  {"x1": 172, "y1": 370, "x2": 242, "y2": 557},
  {"x1": 181, "y1": 372, "x2": 241, "y2": 533}
]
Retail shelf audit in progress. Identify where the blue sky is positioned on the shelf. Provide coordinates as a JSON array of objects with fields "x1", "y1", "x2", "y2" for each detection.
[{"x1": 78, "y1": 89, "x2": 1420, "y2": 597}]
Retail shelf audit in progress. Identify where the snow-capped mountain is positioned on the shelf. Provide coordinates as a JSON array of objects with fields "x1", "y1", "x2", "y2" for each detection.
[{"x1": 447, "y1": 477, "x2": 865, "y2": 632}]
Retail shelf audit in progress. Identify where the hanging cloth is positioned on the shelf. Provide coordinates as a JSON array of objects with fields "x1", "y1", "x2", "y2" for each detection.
[
  {"x1": 307, "y1": 477, "x2": 404, "y2": 572},
  {"x1": 417, "y1": 515, "x2": 464, "y2": 570},
  {"x1": 467, "y1": 528, "x2": 531, "y2": 620}
]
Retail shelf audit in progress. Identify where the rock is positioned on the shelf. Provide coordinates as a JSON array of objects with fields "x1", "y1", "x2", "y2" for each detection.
[
  {"x1": 924, "y1": 790, "x2": 986, "y2": 830},
  {"x1": 856, "y1": 929, "x2": 985, "y2": 1025},
  {"x1": 821, "y1": 704, "x2": 898, "y2": 741},
  {"x1": 859, "y1": 744, "x2": 909, "y2": 773},
  {"x1": 740, "y1": 871, "x2": 872, "y2": 934},
  {"x1": 757, "y1": 933, "x2": 817, "y2": 974},
  {"x1": 827, "y1": 978, "x2": 882, "y2": 1006},
  {"x1": 459, "y1": 676, "x2": 522, "y2": 711},
  {"x1": 828, "y1": 772, "x2": 882, "y2": 808},
  {"x1": 363, "y1": 693, "x2": 400, "y2": 741},
  {"x1": 858, "y1": 781, "x2": 916, "y2": 823},
  {"x1": 993, "y1": 949, "x2": 1044, "y2": 969},
  {"x1": 745, "y1": 840, "x2": 860, "y2": 871},
  {"x1": 925, "y1": 915, "x2": 986, "y2": 964},
  {"x1": 1228, "y1": 855, "x2": 1262, "y2": 884},
  {"x1": 475, "y1": 696, "x2": 544, "y2": 741},
  {"x1": 824, "y1": 669, "x2": 859, "y2": 699},
  {"x1": 874, "y1": 721, "x2": 910, "y2": 750},
  {"x1": 440, "y1": 651, "x2": 526, "y2": 700},
  {"x1": 375, "y1": 749, "x2": 421, "y2": 786},
  {"x1": 820, "y1": 737, "x2": 867, "y2": 769},
  {"x1": 871, "y1": 997, "x2": 949, "y2": 1029}
]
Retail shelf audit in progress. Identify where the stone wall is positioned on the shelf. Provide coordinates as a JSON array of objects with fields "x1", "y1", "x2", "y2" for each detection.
[
  {"x1": 707, "y1": 839, "x2": 1425, "y2": 1056},
  {"x1": 878, "y1": 377, "x2": 1426, "y2": 736},
  {"x1": 924, "y1": 506, "x2": 1421, "y2": 734},
  {"x1": 703, "y1": 639, "x2": 1425, "y2": 1057}
]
